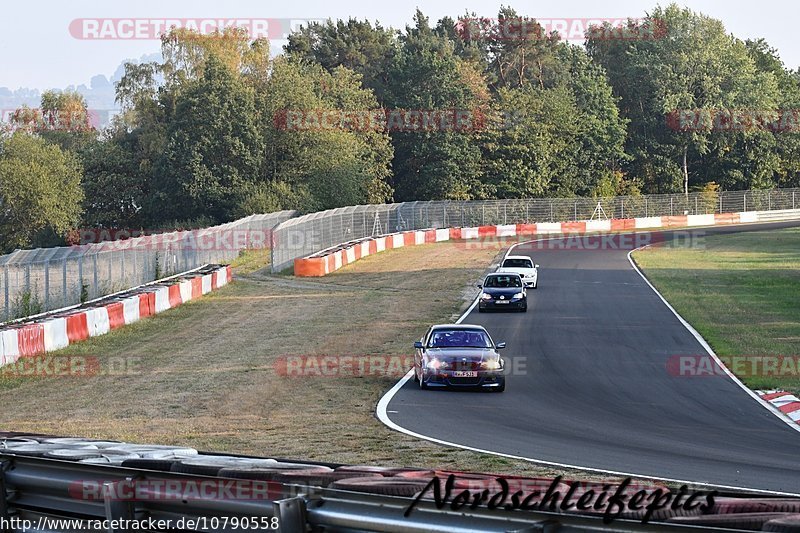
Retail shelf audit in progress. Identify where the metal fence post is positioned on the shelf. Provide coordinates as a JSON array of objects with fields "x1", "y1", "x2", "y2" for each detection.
[
  {"x1": 574, "y1": 201, "x2": 577, "y2": 221},
  {"x1": 62, "y1": 259, "x2": 68, "y2": 308},
  {"x1": 621, "y1": 199, "x2": 624, "y2": 219},
  {"x1": 92, "y1": 254, "x2": 98, "y2": 299},
  {"x1": 769, "y1": 190, "x2": 772, "y2": 210},
  {"x1": 78, "y1": 256, "x2": 84, "y2": 302},
  {"x1": 3, "y1": 265, "x2": 9, "y2": 321},
  {"x1": 645, "y1": 197, "x2": 648, "y2": 217},
  {"x1": 794, "y1": 191, "x2": 796, "y2": 210},
  {"x1": 24, "y1": 264, "x2": 30, "y2": 302},
  {"x1": 694, "y1": 196, "x2": 698, "y2": 215},
  {"x1": 44, "y1": 262, "x2": 50, "y2": 310},
  {"x1": 744, "y1": 192, "x2": 747, "y2": 212}
]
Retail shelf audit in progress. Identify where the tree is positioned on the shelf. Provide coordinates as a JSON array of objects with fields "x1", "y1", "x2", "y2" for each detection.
[
  {"x1": 285, "y1": 19, "x2": 397, "y2": 103},
  {"x1": 256, "y1": 58, "x2": 393, "y2": 211},
  {"x1": 385, "y1": 10, "x2": 488, "y2": 200},
  {"x1": 154, "y1": 54, "x2": 264, "y2": 222},
  {"x1": 11, "y1": 90, "x2": 96, "y2": 153},
  {"x1": 79, "y1": 138, "x2": 146, "y2": 228},
  {"x1": 588, "y1": 5, "x2": 779, "y2": 194},
  {"x1": 0, "y1": 134, "x2": 83, "y2": 252}
]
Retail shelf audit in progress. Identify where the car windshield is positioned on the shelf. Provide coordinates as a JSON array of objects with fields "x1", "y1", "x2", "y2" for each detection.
[
  {"x1": 428, "y1": 329, "x2": 492, "y2": 348},
  {"x1": 484, "y1": 275, "x2": 522, "y2": 288},
  {"x1": 503, "y1": 258, "x2": 533, "y2": 268}
]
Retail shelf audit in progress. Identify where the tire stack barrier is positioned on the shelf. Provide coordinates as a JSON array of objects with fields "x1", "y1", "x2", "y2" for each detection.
[
  {"x1": 0, "y1": 265, "x2": 232, "y2": 367},
  {"x1": 0, "y1": 433, "x2": 799, "y2": 530},
  {"x1": 293, "y1": 208, "x2": 800, "y2": 277}
]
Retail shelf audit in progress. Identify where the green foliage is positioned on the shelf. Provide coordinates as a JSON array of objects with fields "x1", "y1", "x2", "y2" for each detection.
[
  {"x1": 0, "y1": 134, "x2": 84, "y2": 253},
  {"x1": 155, "y1": 54, "x2": 264, "y2": 222},
  {"x1": 12, "y1": 288, "x2": 43, "y2": 320},
  {"x1": 7, "y1": 3, "x2": 799, "y2": 250},
  {"x1": 588, "y1": 4, "x2": 784, "y2": 194}
]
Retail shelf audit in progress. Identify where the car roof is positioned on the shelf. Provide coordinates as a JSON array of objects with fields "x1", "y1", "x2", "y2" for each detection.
[
  {"x1": 430, "y1": 324, "x2": 488, "y2": 332},
  {"x1": 504, "y1": 255, "x2": 533, "y2": 261},
  {"x1": 485, "y1": 272, "x2": 522, "y2": 278}
]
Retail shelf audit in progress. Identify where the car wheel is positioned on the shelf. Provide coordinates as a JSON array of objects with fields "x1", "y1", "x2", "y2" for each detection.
[{"x1": 478, "y1": 306, "x2": 484, "y2": 313}]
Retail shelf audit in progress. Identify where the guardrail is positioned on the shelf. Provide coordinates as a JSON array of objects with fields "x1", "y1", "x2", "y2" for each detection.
[
  {"x1": 292, "y1": 208, "x2": 800, "y2": 277},
  {"x1": 0, "y1": 211, "x2": 296, "y2": 322},
  {"x1": 0, "y1": 265, "x2": 231, "y2": 366},
  {"x1": 269, "y1": 188, "x2": 800, "y2": 273},
  {"x1": 0, "y1": 437, "x2": 786, "y2": 533}
]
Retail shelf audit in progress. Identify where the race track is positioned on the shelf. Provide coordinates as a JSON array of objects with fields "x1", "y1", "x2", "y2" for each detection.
[{"x1": 380, "y1": 221, "x2": 800, "y2": 494}]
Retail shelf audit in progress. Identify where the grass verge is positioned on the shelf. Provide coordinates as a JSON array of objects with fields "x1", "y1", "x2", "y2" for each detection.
[
  {"x1": 633, "y1": 227, "x2": 800, "y2": 394},
  {"x1": 0, "y1": 240, "x2": 586, "y2": 479}
]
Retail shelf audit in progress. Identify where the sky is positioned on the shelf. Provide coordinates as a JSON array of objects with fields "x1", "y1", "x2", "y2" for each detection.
[{"x1": 3, "y1": 0, "x2": 800, "y2": 91}]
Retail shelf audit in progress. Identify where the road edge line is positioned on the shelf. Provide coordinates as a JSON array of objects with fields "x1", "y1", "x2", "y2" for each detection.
[
  {"x1": 627, "y1": 244, "x2": 800, "y2": 435},
  {"x1": 375, "y1": 233, "x2": 800, "y2": 495}
]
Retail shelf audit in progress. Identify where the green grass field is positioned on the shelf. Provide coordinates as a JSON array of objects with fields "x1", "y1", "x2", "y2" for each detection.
[{"x1": 633, "y1": 227, "x2": 800, "y2": 394}]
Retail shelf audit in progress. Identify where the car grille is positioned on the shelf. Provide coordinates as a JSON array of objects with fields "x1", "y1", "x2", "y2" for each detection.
[
  {"x1": 449, "y1": 377, "x2": 482, "y2": 385},
  {"x1": 448, "y1": 362, "x2": 480, "y2": 371}
]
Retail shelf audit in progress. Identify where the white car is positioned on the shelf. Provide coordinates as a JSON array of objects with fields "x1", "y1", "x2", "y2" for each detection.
[{"x1": 497, "y1": 255, "x2": 539, "y2": 288}]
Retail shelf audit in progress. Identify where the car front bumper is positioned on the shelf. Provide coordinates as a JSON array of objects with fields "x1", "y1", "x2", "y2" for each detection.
[
  {"x1": 478, "y1": 298, "x2": 526, "y2": 310},
  {"x1": 422, "y1": 369, "x2": 505, "y2": 388}
]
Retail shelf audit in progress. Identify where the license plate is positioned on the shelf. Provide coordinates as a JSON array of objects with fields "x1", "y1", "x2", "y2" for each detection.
[
  {"x1": 495, "y1": 300, "x2": 509, "y2": 304},
  {"x1": 453, "y1": 371, "x2": 478, "y2": 377}
]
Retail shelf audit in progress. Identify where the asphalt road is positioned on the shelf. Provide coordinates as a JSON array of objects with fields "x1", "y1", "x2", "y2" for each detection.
[{"x1": 382, "y1": 221, "x2": 800, "y2": 493}]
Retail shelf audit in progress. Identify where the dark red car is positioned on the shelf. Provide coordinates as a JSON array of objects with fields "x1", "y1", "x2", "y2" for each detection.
[{"x1": 413, "y1": 324, "x2": 506, "y2": 392}]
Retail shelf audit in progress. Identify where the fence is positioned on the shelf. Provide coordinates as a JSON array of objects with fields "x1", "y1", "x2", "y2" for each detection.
[
  {"x1": 269, "y1": 188, "x2": 800, "y2": 272},
  {"x1": 0, "y1": 211, "x2": 296, "y2": 322},
  {"x1": 5, "y1": 187, "x2": 799, "y2": 318}
]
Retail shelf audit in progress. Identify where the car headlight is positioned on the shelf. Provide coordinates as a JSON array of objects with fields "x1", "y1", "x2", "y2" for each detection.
[
  {"x1": 480, "y1": 292, "x2": 492, "y2": 300},
  {"x1": 512, "y1": 292, "x2": 524, "y2": 299},
  {"x1": 426, "y1": 358, "x2": 441, "y2": 370},
  {"x1": 481, "y1": 359, "x2": 502, "y2": 370}
]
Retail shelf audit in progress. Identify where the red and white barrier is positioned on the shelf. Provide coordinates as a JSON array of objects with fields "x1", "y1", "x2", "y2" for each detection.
[
  {"x1": 43, "y1": 318, "x2": 69, "y2": 352},
  {"x1": 154, "y1": 287, "x2": 171, "y2": 313},
  {"x1": 294, "y1": 208, "x2": 800, "y2": 277},
  {"x1": 0, "y1": 328, "x2": 20, "y2": 366},
  {"x1": 760, "y1": 391, "x2": 800, "y2": 423},
  {"x1": 0, "y1": 265, "x2": 232, "y2": 364},
  {"x1": 122, "y1": 296, "x2": 140, "y2": 325},
  {"x1": 87, "y1": 307, "x2": 110, "y2": 337}
]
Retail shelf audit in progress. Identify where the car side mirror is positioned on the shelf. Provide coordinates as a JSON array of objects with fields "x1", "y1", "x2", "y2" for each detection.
[
  {"x1": 496, "y1": 342, "x2": 506, "y2": 349},
  {"x1": 535, "y1": 264, "x2": 540, "y2": 268},
  {"x1": 414, "y1": 341, "x2": 424, "y2": 349},
  {"x1": 476, "y1": 283, "x2": 482, "y2": 289}
]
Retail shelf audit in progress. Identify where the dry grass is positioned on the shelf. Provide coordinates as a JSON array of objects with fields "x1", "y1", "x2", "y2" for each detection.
[{"x1": 0, "y1": 241, "x2": 592, "y2": 478}]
